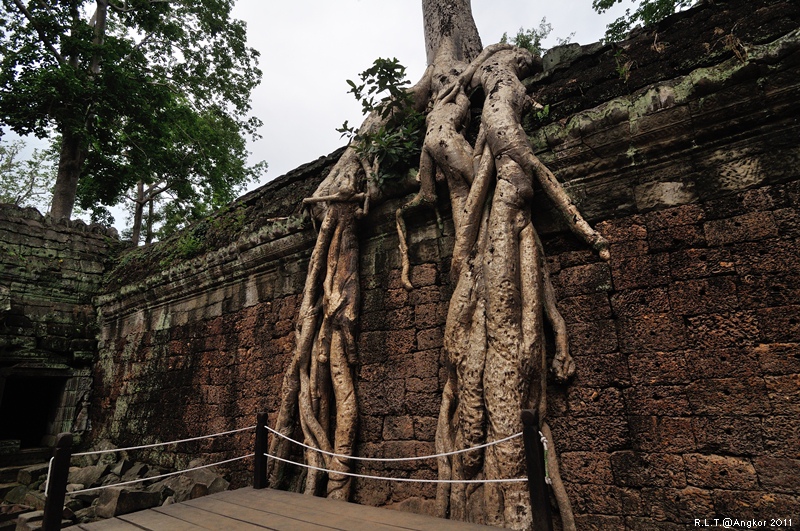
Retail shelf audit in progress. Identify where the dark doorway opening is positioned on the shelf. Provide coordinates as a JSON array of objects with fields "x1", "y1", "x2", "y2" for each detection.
[{"x1": 0, "y1": 375, "x2": 66, "y2": 448}]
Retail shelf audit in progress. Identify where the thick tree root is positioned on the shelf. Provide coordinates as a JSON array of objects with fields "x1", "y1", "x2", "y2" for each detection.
[{"x1": 272, "y1": 31, "x2": 605, "y2": 530}]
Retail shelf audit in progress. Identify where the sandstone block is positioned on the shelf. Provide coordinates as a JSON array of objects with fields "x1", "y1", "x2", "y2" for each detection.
[{"x1": 95, "y1": 486, "x2": 161, "y2": 518}]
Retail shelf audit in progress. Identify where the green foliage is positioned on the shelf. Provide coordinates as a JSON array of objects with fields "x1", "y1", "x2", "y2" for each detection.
[
  {"x1": 592, "y1": 0, "x2": 699, "y2": 42},
  {"x1": 337, "y1": 58, "x2": 425, "y2": 186},
  {"x1": 0, "y1": 0, "x2": 264, "y2": 219},
  {"x1": 500, "y1": 18, "x2": 573, "y2": 57},
  {"x1": 0, "y1": 139, "x2": 56, "y2": 211}
]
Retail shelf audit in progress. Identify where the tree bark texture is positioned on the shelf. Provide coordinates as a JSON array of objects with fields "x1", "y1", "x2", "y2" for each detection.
[
  {"x1": 50, "y1": 129, "x2": 86, "y2": 220},
  {"x1": 270, "y1": 1, "x2": 608, "y2": 528}
]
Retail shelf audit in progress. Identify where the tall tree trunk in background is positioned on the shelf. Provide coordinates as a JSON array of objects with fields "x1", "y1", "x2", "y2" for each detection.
[
  {"x1": 270, "y1": 1, "x2": 608, "y2": 528},
  {"x1": 49, "y1": 0, "x2": 108, "y2": 220},
  {"x1": 131, "y1": 181, "x2": 145, "y2": 246},
  {"x1": 49, "y1": 129, "x2": 85, "y2": 220}
]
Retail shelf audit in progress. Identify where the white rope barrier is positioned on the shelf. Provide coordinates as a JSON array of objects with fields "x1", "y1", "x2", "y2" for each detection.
[
  {"x1": 266, "y1": 453, "x2": 527, "y2": 484},
  {"x1": 265, "y1": 424, "x2": 522, "y2": 463},
  {"x1": 66, "y1": 454, "x2": 255, "y2": 496},
  {"x1": 73, "y1": 426, "x2": 256, "y2": 457}
]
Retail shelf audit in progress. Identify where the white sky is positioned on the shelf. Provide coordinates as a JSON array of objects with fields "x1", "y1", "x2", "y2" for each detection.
[{"x1": 232, "y1": 0, "x2": 637, "y2": 187}]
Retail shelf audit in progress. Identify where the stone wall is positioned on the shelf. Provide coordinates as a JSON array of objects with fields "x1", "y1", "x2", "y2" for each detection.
[
  {"x1": 86, "y1": 0, "x2": 799, "y2": 528},
  {"x1": 0, "y1": 205, "x2": 118, "y2": 449}
]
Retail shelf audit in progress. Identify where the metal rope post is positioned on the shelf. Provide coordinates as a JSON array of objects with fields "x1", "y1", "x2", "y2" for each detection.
[
  {"x1": 42, "y1": 432, "x2": 72, "y2": 531},
  {"x1": 253, "y1": 412, "x2": 268, "y2": 489},
  {"x1": 521, "y1": 410, "x2": 553, "y2": 531}
]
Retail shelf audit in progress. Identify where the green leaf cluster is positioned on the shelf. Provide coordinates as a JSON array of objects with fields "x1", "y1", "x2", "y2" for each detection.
[
  {"x1": 592, "y1": 0, "x2": 699, "y2": 42},
  {"x1": 337, "y1": 58, "x2": 425, "y2": 186},
  {"x1": 500, "y1": 17, "x2": 573, "y2": 57}
]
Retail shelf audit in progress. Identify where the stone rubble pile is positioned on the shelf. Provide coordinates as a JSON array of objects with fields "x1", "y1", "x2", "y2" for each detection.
[{"x1": 0, "y1": 441, "x2": 229, "y2": 530}]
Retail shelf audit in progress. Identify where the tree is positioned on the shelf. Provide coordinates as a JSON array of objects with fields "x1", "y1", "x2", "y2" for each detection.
[
  {"x1": 268, "y1": 1, "x2": 609, "y2": 529},
  {"x1": 0, "y1": 0, "x2": 262, "y2": 220},
  {"x1": 0, "y1": 139, "x2": 57, "y2": 211},
  {"x1": 500, "y1": 18, "x2": 573, "y2": 57},
  {"x1": 593, "y1": 0, "x2": 700, "y2": 41}
]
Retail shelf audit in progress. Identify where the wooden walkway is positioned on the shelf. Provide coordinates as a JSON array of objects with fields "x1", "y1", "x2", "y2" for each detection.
[{"x1": 63, "y1": 487, "x2": 497, "y2": 530}]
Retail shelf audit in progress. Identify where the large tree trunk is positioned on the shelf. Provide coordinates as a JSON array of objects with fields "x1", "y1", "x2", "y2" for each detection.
[
  {"x1": 270, "y1": 2, "x2": 608, "y2": 529},
  {"x1": 421, "y1": 0, "x2": 483, "y2": 64},
  {"x1": 49, "y1": 129, "x2": 85, "y2": 220}
]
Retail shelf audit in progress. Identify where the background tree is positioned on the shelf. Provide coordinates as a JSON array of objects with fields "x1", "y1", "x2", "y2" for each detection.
[
  {"x1": 593, "y1": 0, "x2": 700, "y2": 41},
  {"x1": 0, "y1": 139, "x2": 57, "y2": 211},
  {"x1": 0, "y1": 0, "x2": 262, "y2": 220},
  {"x1": 500, "y1": 17, "x2": 573, "y2": 57}
]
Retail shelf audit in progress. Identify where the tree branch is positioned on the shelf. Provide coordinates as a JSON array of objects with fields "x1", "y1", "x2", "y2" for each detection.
[{"x1": 10, "y1": 0, "x2": 67, "y2": 64}]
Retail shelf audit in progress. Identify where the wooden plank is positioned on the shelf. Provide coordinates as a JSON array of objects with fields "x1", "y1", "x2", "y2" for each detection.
[
  {"x1": 151, "y1": 502, "x2": 268, "y2": 530},
  {"x1": 214, "y1": 488, "x2": 496, "y2": 530},
  {"x1": 206, "y1": 490, "x2": 407, "y2": 531},
  {"x1": 183, "y1": 494, "x2": 345, "y2": 531},
  {"x1": 118, "y1": 507, "x2": 207, "y2": 531},
  {"x1": 62, "y1": 518, "x2": 144, "y2": 530}
]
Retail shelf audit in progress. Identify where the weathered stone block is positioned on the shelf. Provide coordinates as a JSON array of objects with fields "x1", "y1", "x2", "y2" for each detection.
[
  {"x1": 643, "y1": 204, "x2": 706, "y2": 231},
  {"x1": 557, "y1": 293, "x2": 613, "y2": 323},
  {"x1": 567, "y1": 387, "x2": 625, "y2": 417},
  {"x1": 640, "y1": 486, "x2": 714, "y2": 523},
  {"x1": 567, "y1": 319, "x2": 618, "y2": 357},
  {"x1": 624, "y1": 386, "x2": 691, "y2": 416},
  {"x1": 549, "y1": 416, "x2": 629, "y2": 453},
  {"x1": 764, "y1": 374, "x2": 800, "y2": 415},
  {"x1": 16, "y1": 464, "x2": 50, "y2": 486},
  {"x1": 712, "y1": 490, "x2": 799, "y2": 522},
  {"x1": 95, "y1": 487, "x2": 161, "y2": 518},
  {"x1": 752, "y1": 457, "x2": 800, "y2": 494},
  {"x1": 686, "y1": 312, "x2": 760, "y2": 349},
  {"x1": 618, "y1": 313, "x2": 687, "y2": 353},
  {"x1": 610, "y1": 287, "x2": 671, "y2": 318},
  {"x1": 611, "y1": 253, "x2": 670, "y2": 291},
  {"x1": 757, "y1": 305, "x2": 800, "y2": 343},
  {"x1": 683, "y1": 453, "x2": 758, "y2": 490},
  {"x1": 628, "y1": 351, "x2": 689, "y2": 385},
  {"x1": 669, "y1": 247, "x2": 735, "y2": 280},
  {"x1": 692, "y1": 416, "x2": 764, "y2": 456},
  {"x1": 566, "y1": 482, "x2": 643, "y2": 515},
  {"x1": 668, "y1": 276, "x2": 738, "y2": 316},
  {"x1": 560, "y1": 452, "x2": 614, "y2": 485},
  {"x1": 684, "y1": 348, "x2": 760, "y2": 379},
  {"x1": 556, "y1": 262, "x2": 613, "y2": 297},
  {"x1": 628, "y1": 416, "x2": 696, "y2": 453},
  {"x1": 685, "y1": 378, "x2": 770, "y2": 416},
  {"x1": 611, "y1": 451, "x2": 687, "y2": 488},
  {"x1": 756, "y1": 343, "x2": 800, "y2": 375},
  {"x1": 382, "y1": 416, "x2": 415, "y2": 440},
  {"x1": 704, "y1": 211, "x2": 779, "y2": 246},
  {"x1": 572, "y1": 352, "x2": 630, "y2": 387}
]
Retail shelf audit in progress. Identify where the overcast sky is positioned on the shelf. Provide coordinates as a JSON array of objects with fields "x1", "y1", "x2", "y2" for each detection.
[{"x1": 231, "y1": 0, "x2": 637, "y2": 187}]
